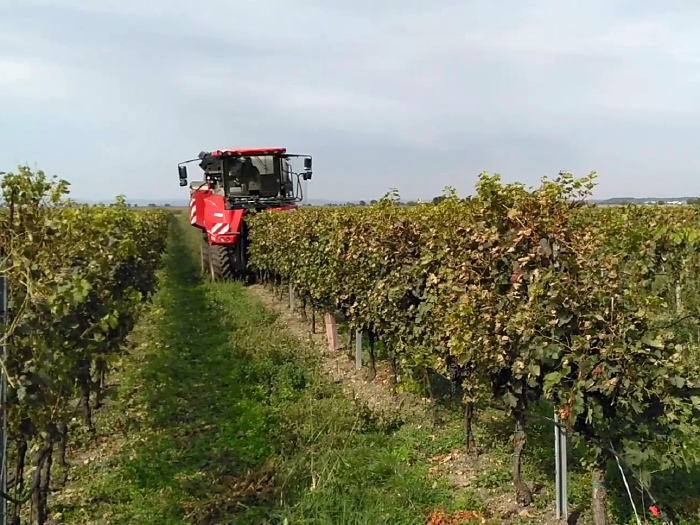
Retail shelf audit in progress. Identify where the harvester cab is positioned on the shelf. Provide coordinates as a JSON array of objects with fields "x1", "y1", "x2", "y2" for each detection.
[
  {"x1": 178, "y1": 148, "x2": 313, "y2": 282},
  {"x1": 178, "y1": 148, "x2": 312, "y2": 210}
]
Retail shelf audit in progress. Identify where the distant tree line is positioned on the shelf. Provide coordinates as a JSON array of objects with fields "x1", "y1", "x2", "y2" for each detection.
[
  {"x1": 107, "y1": 202, "x2": 173, "y2": 207},
  {"x1": 312, "y1": 196, "x2": 455, "y2": 208}
]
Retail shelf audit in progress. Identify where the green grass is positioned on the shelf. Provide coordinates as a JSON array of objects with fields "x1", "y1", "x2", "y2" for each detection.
[{"x1": 52, "y1": 220, "x2": 467, "y2": 525}]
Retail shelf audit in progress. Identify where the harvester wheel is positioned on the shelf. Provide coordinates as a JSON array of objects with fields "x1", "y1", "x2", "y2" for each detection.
[
  {"x1": 231, "y1": 220, "x2": 255, "y2": 283},
  {"x1": 234, "y1": 228, "x2": 248, "y2": 277},
  {"x1": 209, "y1": 244, "x2": 234, "y2": 282},
  {"x1": 200, "y1": 234, "x2": 210, "y2": 276}
]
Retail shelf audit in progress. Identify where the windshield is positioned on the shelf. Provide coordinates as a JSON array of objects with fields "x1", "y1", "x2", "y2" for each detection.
[
  {"x1": 224, "y1": 155, "x2": 292, "y2": 199},
  {"x1": 246, "y1": 155, "x2": 275, "y2": 175}
]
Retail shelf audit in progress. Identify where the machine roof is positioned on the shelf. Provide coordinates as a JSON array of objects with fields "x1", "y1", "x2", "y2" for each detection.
[{"x1": 211, "y1": 148, "x2": 287, "y2": 157}]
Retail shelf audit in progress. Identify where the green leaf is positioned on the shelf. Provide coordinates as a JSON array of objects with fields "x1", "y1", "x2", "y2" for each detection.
[
  {"x1": 641, "y1": 333, "x2": 665, "y2": 349},
  {"x1": 503, "y1": 392, "x2": 518, "y2": 408}
]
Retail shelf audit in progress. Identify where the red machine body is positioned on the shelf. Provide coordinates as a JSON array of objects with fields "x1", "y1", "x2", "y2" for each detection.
[{"x1": 188, "y1": 184, "x2": 296, "y2": 245}]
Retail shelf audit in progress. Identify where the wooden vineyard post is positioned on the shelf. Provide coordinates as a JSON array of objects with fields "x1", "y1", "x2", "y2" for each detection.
[
  {"x1": 355, "y1": 329, "x2": 363, "y2": 369},
  {"x1": 324, "y1": 313, "x2": 339, "y2": 351},
  {"x1": 289, "y1": 283, "x2": 295, "y2": 311}
]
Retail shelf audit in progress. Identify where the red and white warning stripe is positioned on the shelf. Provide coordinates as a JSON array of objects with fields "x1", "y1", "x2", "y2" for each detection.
[
  {"x1": 189, "y1": 204, "x2": 197, "y2": 224},
  {"x1": 211, "y1": 223, "x2": 230, "y2": 235}
]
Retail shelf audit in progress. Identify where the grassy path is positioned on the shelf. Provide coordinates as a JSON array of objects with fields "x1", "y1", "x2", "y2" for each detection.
[{"x1": 53, "y1": 220, "x2": 463, "y2": 525}]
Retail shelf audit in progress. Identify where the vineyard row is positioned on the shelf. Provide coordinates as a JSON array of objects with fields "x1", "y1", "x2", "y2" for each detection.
[
  {"x1": 0, "y1": 168, "x2": 170, "y2": 524},
  {"x1": 248, "y1": 172, "x2": 700, "y2": 524}
]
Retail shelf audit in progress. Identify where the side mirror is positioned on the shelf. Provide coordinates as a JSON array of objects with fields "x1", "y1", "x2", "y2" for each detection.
[
  {"x1": 303, "y1": 157, "x2": 312, "y2": 170},
  {"x1": 179, "y1": 179, "x2": 188, "y2": 187},
  {"x1": 178, "y1": 165, "x2": 188, "y2": 181}
]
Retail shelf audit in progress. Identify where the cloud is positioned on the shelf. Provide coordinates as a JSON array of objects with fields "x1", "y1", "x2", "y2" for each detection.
[
  {"x1": 0, "y1": 58, "x2": 73, "y2": 100},
  {"x1": 2, "y1": 0, "x2": 700, "y2": 201},
  {"x1": 0, "y1": 59, "x2": 35, "y2": 85}
]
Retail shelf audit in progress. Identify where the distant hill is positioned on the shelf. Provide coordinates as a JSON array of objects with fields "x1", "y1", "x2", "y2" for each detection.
[
  {"x1": 72, "y1": 197, "x2": 343, "y2": 207},
  {"x1": 71, "y1": 198, "x2": 187, "y2": 207},
  {"x1": 592, "y1": 197, "x2": 693, "y2": 205},
  {"x1": 304, "y1": 198, "x2": 343, "y2": 205},
  {"x1": 72, "y1": 196, "x2": 697, "y2": 207}
]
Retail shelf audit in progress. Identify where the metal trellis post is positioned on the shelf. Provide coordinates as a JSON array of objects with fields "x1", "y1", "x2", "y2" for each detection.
[
  {"x1": 355, "y1": 329, "x2": 362, "y2": 370},
  {"x1": 554, "y1": 412, "x2": 568, "y2": 521},
  {"x1": 550, "y1": 239, "x2": 568, "y2": 521},
  {"x1": 0, "y1": 256, "x2": 8, "y2": 525}
]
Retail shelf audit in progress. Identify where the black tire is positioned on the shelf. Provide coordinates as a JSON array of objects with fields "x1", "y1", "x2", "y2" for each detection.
[
  {"x1": 234, "y1": 224, "x2": 248, "y2": 275},
  {"x1": 200, "y1": 233, "x2": 210, "y2": 276},
  {"x1": 236, "y1": 224, "x2": 256, "y2": 284},
  {"x1": 209, "y1": 244, "x2": 234, "y2": 281}
]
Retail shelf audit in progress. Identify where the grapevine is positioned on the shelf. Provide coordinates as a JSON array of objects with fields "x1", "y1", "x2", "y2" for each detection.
[
  {"x1": 0, "y1": 167, "x2": 169, "y2": 524},
  {"x1": 248, "y1": 172, "x2": 700, "y2": 524}
]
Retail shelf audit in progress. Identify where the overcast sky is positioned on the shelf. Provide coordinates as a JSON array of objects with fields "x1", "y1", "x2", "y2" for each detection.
[{"x1": 2, "y1": 0, "x2": 700, "y2": 202}]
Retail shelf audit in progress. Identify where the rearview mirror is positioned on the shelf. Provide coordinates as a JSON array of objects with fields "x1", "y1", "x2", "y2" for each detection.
[
  {"x1": 178, "y1": 165, "x2": 188, "y2": 180},
  {"x1": 303, "y1": 157, "x2": 312, "y2": 170}
]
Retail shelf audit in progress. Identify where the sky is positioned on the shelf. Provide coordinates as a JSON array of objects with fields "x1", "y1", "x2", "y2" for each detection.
[{"x1": 2, "y1": 0, "x2": 700, "y2": 202}]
